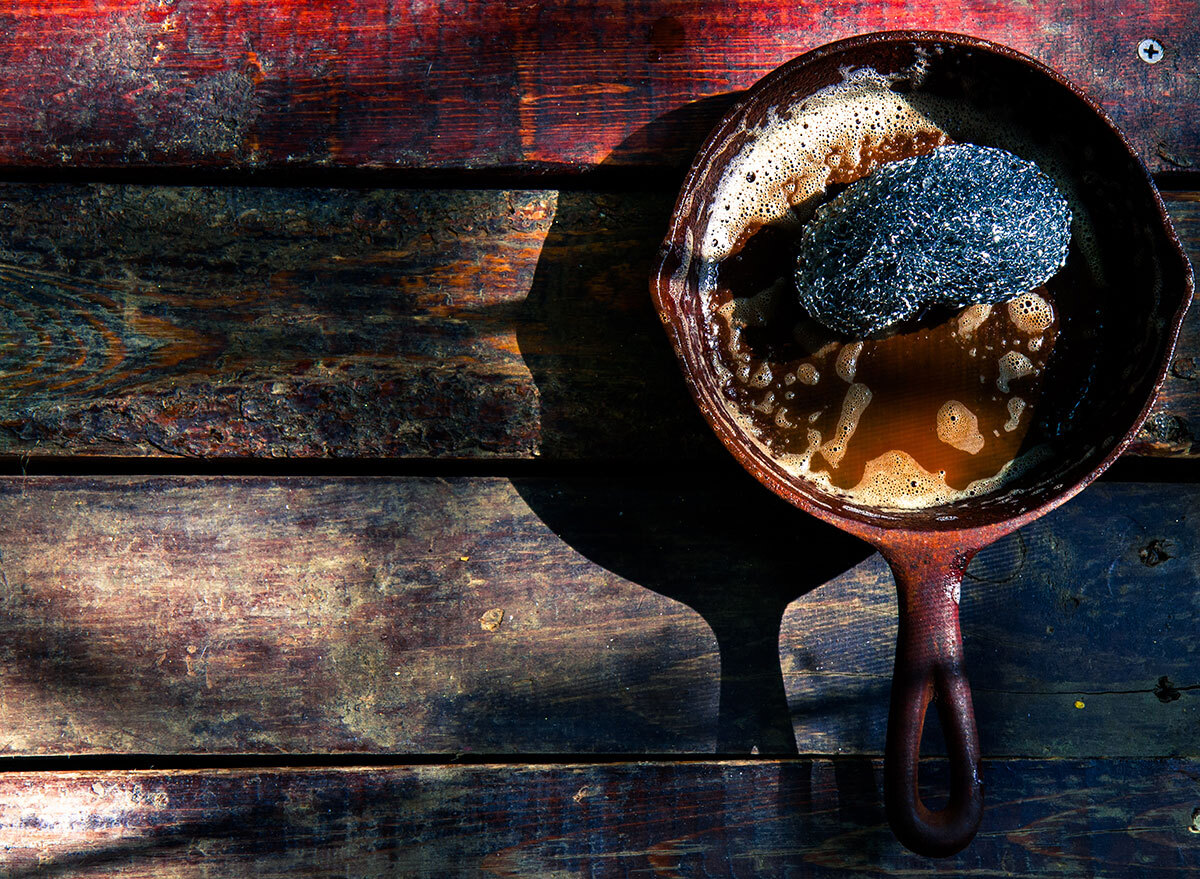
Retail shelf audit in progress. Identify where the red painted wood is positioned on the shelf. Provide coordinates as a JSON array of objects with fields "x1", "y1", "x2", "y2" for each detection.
[{"x1": 0, "y1": 1, "x2": 1195, "y2": 172}]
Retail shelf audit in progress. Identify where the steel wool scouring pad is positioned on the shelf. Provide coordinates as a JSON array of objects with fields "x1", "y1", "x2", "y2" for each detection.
[{"x1": 794, "y1": 144, "x2": 1072, "y2": 337}]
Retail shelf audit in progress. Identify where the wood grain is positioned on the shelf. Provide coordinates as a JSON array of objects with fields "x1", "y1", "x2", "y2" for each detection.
[
  {"x1": 0, "y1": 477, "x2": 1194, "y2": 758},
  {"x1": 1, "y1": 759, "x2": 1197, "y2": 877},
  {"x1": 1, "y1": 186, "x2": 1196, "y2": 459},
  {"x1": 1141, "y1": 190, "x2": 1200, "y2": 455},
  {"x1": 0, "y1": 2, "x2": 1196, "y2": 174},
  {"x1": 0, "y1": 7, "x2": 1193, "y2": 874},
  {"x1": 0, "y1": 474, "x2": 724, "y2": 756},
  {"x1": 0, "y1": 187, "x2": 557, "y2": 459},
  {"x1": 780, "y1": 483, "x2": 1200, "y2": 757}
]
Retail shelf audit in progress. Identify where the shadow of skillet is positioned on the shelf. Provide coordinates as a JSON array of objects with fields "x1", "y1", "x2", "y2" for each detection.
[{"x1": 512, "y1": 95, "x2": 875, "y2": 755}]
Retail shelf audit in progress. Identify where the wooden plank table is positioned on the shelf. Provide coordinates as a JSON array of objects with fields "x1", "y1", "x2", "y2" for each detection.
[{"x1": 0, "y1": 3, "x2": 1197, "y2": 875}]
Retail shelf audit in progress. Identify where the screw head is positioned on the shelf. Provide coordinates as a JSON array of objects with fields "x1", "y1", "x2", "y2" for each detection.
[{"x1": 1138, "y1": 38, "x2": 1164, "y2": 64}]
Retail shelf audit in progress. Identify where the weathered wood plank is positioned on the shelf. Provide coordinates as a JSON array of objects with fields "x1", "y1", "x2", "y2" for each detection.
[
  {"x1": 0, "y1": 187, "x2": 559, "y2": 458},
  {"x1": 0, "y1": 474, "x2": 724, "y2": 755},
  {"x1": 781, "y1": 482, "x2": 1200, "y2": 757},
  {"x1": 0, "y1": 477, "x2": 1194, "y2": 757},
  {"x1": 1, "y1": 187, "x2": 1195, "y2": 459},
  {"x1": 1, "y1": 759, "x2": 1197, "y2": 877},
  {"x1": 1, "y1": 1, "x2": 1197, "y2": 174},
  {"x1": 1140, "y1": 191, "x2": 1200, "y2": 455}
]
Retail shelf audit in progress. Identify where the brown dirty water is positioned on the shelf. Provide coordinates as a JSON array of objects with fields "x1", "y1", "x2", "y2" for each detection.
[
  {"x1": 695, "y1": 68, "x2": 1084, "y2": 510},
  {"x1": 707, "y1": 248, "x2": 1061, "y2": 501}
]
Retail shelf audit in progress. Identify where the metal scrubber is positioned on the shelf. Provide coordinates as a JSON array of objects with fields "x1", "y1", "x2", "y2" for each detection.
[{"x1": 795, "y1": 144, "x2": 1072, "y2": 337}]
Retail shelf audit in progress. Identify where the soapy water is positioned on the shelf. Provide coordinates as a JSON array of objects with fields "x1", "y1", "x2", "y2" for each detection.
[{"x1": 696, "y1": 63, "x2": 1075, "y2": 511}]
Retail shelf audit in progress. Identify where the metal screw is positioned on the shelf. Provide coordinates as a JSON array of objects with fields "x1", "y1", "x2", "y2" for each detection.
[{"x1": 1138, "y1": 38, "x2": 1164, "y2": 64}]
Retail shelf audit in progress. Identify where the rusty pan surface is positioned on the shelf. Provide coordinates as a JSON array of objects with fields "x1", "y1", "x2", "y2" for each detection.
[{"x1": 652, "y1": 30, "x2": 1193, "y2": 856}]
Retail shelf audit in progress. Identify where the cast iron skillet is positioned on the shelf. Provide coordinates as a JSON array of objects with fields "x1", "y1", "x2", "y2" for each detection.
[{"x1": 651, "y1": 31, "x2": 1193, "y2": 857}]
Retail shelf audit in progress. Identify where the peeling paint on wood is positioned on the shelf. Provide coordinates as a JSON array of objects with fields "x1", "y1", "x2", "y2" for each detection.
[{"x1": 0, "y1": 2, "x2": 1197, "y2": 173}]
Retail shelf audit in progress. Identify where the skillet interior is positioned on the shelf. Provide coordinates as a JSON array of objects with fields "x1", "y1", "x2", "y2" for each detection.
[{"x1": 653, "y1": 33, "x2": 1193, "y2": 533}]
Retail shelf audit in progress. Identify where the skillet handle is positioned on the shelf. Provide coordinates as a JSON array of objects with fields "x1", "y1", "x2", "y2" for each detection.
[{"x1": 883, "y1": 549, "x2": 982, "y2": 857}]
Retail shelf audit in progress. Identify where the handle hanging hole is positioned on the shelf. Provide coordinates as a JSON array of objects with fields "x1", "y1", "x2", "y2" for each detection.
[{"x1": 917, "y1": 696, "x2": 951, "y2": 812}]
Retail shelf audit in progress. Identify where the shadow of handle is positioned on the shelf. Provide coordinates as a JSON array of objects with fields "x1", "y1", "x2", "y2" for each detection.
[{"x1": 883, "y1": 551, "x2": 983, "y2": 858}]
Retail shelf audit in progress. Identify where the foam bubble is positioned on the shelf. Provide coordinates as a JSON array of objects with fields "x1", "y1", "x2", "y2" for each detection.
[
  {"x1": 709, "y1": 352, "x2": 732, "y2": 386},
  {"x1": 774, "y1": 428, "x2": 823, "y2": 473},
  {"x1": 957, "y1": 303, "x2": 993, "y2": 337},
  {"x1": 1004, "y1": 396, "x2": 1026, "y2": 432},
  {"x1": 997, "y1": 350, "x2": 1035, "y2": 392},
  {"x1": 850, "y1": 450, "x2": 956, "y2": 508},
  {"x1": 1007, "y1": 291, "x2": 1054, "y2": 335},
  {"x1": 803, "y1": 429, "x2": 822, "y2": 464},
  {"x1": 748, "y1": 362, "x2": 774, "y2": 388},
  {"x1": 701, "y1": 67, "x2": 950, "y2": 262},
  {"x1": 963, "y1": 444, "x2": 1051, "y2": 497},
  {"x1": 835, "y1": 341, "x2": 864, "y2": 382},
  {"x1": 695, "y1": 59, "x2": 1083, "y2": 511},
  {"x1": 818, "y1": 382, "x2": 872, "y2": 467},
  {"x1": 796, "y1": 363, "x2": 820, "y2": 385},
  {"x1": 729, "y1": 283, "x2": 782, "y2": 328},
  {"x1": 936, "y1": 400, "x2": 985, "y2": 454},
  {"x1": 797, "y1": 442, "x2": 1052, "y2": 511},
  {"x1": 714, "y1": 280, "x2": 786, "y2": 362},
  {"x1": 751, "y1": 392, "x2": 776, "y2": 414}
]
